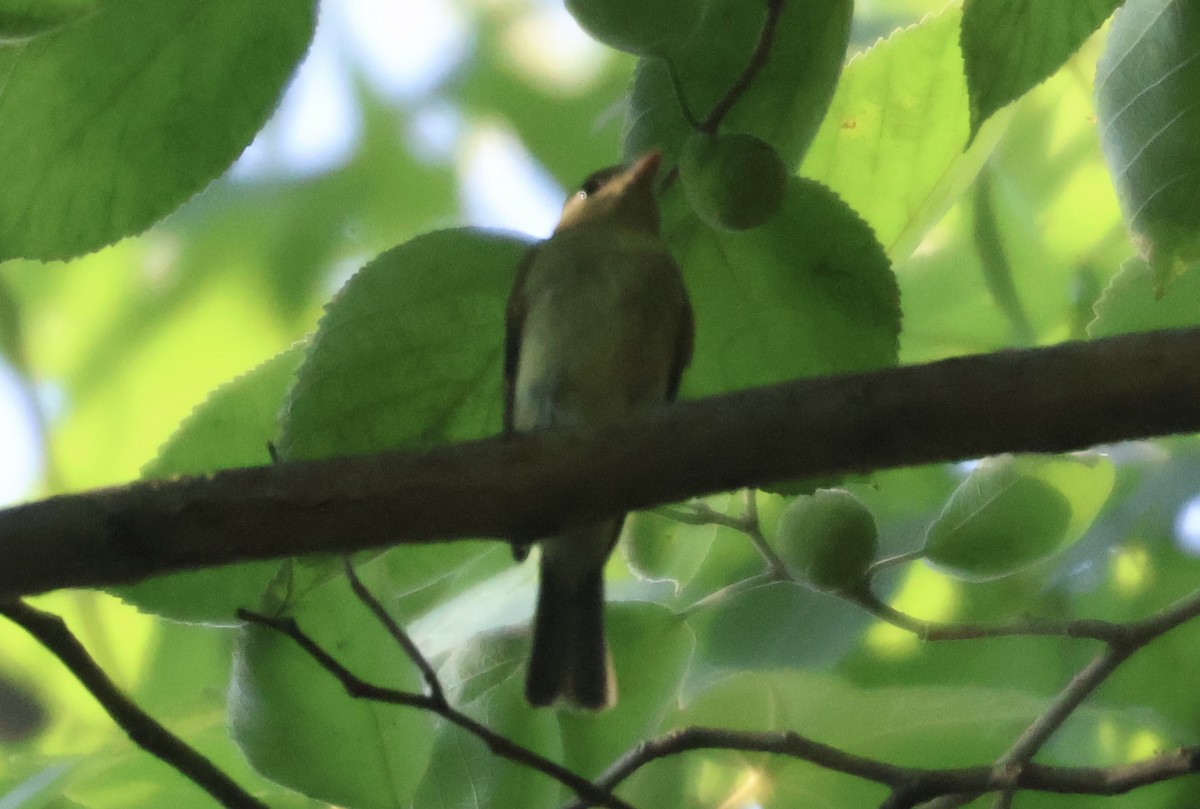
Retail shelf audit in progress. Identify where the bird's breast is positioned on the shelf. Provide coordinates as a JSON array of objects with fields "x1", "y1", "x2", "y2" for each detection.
[{"x1": 512, "y1": 237, "x2": 685, "y2": 431}]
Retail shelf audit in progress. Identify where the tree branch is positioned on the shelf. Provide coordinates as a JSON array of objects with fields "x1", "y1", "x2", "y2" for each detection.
[
  {"x1": 859, "y1": 587, "x2": 1200, "y2": 808},
  {"x1": 237, "y1": 578, "x2": 637, "y2": 809},
  {"x1": 565, "y1": 725, "x2": 1200, "y2": 809},
  {"x1": 0, "y1": 601, "x2": 267, "y2": 809},
  {"x1": 3, "y1": 327, "x2": 1200, "y2": 600}
]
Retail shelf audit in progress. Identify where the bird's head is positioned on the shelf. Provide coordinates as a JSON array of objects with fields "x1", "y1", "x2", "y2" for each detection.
[{"x1": 553, "y1": 151, "x2": 663, "y2": 235}]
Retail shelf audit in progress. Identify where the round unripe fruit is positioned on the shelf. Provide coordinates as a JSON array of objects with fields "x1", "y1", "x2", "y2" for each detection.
[
  {"x1": 565, "y1": 0, "x2": 700, "y2": 56},
  {"x1": 776, "y1": 489, "x2": 878, "y2": 592},
  {"x1": 679, "y1": 132, "x2": 788, "y2": 231}
]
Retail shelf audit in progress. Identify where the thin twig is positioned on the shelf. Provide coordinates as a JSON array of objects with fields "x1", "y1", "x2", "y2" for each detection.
[
  {"x1": 680, "y1": 573, "x2": 773, "y2": 618},
  {"x1": 659, "y1": 0, "x2": 785, "y2": 193},
  {"x1": 890, "y1": 589, "x2": 1200, "y2": 808},
  {"x1": 590, "y1": 588, "x2": 1200, "y2": 808},
  {"x1": 340, "y1": 556, "x2": 445, "y2": 708},
  {"x1": 700, "y1": 0, "x2": 786, "y2": 133},
  {"x1": 665, "y1": 59, "x2": 701, "y2": 130},
  {"x1": 865, "y1": 550, "x2": 924, "y2": 577},
  {"x1": 664, "y1": 495, "x2": 791, "y2": 581},
  {"x1": 236, "y1": 608, "x2": 636, "y2": 809},
  {"x1": 562, "y1": 725, "x2": 1200, "y2": 809},
  {"x1": 739, "y1": 488, "x2": 792, "y2": 581},
  {"x1": 850, "y1": 588, "x2": 1124, "y2": 643},
  {"x1": 0, "y1": 600, "x2": 267, "y2": 809}
]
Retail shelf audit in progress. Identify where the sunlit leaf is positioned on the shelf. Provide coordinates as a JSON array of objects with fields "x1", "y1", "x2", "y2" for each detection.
[{"x1": 802, "y1": 6, "x2": 1003, "y2": 259}]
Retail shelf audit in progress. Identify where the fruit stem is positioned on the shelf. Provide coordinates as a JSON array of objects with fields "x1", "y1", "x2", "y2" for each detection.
[{"x1": 700, "y1": 0, "x2": 785, "y2": 134}]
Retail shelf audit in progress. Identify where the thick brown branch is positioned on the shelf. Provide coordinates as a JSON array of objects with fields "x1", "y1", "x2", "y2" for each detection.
[
  {"x1": 0, "y1": 601, "x2": 266, "y2": 809},
  {"x1": 3, "y1": 327, "x2": 1200, "y2": 599}
]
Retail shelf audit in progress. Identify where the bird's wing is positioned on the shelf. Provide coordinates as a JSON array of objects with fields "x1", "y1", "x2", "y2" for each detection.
[
  {"x1": 503, "y1": 246, "x2": 538, "y2": 436},
  {"x1": 667, "y1": 271, "x2": 694, "y2": 403}
]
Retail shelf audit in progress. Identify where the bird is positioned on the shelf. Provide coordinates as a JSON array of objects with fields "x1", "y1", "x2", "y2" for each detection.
[{"x1": 503, "y1": 151, "x2": 694, "y2": 710}]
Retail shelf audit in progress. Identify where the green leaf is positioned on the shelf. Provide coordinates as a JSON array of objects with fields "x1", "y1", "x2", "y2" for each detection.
[
  {"x1": 142, "y1": 347, "x2": 301, "y2": 478},
  {"x1": 668, "y1": 177, "x2": 900, "y2": 398},
  {"x1": 0, "y1": 0, "x2": 316, "y2": 261},
  {"x1": 110, "y1": 348, "x2": 303, "y2": 623},
  {"x1": 416, "y1": 629, "x2": 562, "y2": 809},
  {"x1": 558, "y1": 603, "x2": 694, "y2": 779},
  {"x1": 924, "y1": 454, "x2": 1116, "y2": 581},
  {"x1": 961, "y1": 0, "x2": 1121, "y2": 140},
  {"x1": 1089, "y1": 259, "x2": 1200, "y2": 336},
  {"x1": 623, "y1": 505, "x2": 719, "y2": 588},
  {"x1": 278, "y1": 229, "x2": 530, "y2": 461},
  {"x1": 688, "y1": 581, "x2": 868, "y2": 671},
  {"x1": 802, "y1": 6, "x2": 1003, "y2": 259},
  {"x1": 0, "y1": 0, "x2": 94, "y2": 41},
  {"x1": 1096, "y1": 0, "x2": 1200, "y2": 286},
  {"x1": 564, "y1": 0, "x2": 702, "y2": 57},
  {"x1": 230, "y1": 574, "x2": 436, "y2": 809},
  {"x1": 625, "y1": 0, "x2": 851, "y2": 167}
]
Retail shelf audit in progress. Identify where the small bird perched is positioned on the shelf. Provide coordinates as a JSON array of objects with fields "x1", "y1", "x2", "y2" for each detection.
[{"x1": 504, "y1": 151, "x2": 694, "y2": 710}]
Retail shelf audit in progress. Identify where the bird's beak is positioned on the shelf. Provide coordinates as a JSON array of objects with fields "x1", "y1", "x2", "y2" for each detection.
[{"x1": 624, "y1": 150, "x2": 663, "y2": 189}]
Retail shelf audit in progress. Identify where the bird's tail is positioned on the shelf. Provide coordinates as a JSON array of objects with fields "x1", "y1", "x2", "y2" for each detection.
[{"x1": 525, "y1": 525, "x2": 618, "y2": 710}]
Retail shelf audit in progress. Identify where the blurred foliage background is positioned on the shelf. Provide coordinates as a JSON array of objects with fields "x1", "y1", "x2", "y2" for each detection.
[{"x1": 3, "y1": 0, "x2": 1200, "y2": 806}]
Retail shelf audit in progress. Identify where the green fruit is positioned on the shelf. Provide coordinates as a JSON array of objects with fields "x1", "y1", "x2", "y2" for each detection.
[
  {"x1": 776, "y1": 489, "x2": 878, "y2": 592},
  {"x1": 565, "y1": 0, "x2": 700, "y2": 56},
  {"x1": 679, "y1": 132, "x2": 788, "y2": 230}
]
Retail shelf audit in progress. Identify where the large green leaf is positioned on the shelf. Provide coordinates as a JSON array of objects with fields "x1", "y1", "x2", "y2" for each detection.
[
  {"x1": 0, "y1": 0, "x2": 315, "y2": 261},
  {"x1": 230, "y1": 574, "x2": 436, "y2": 809},
  {"x1": 1096, "y1": 0, "x2": 1200, "y2": 286},
  {"x1": 961, "y1": 0, "x2": 1122, "y2": 139},
  {"x1": 667, "y1": 177, "x2": 900, "y2": 398},
  {"x1": 278, "y1": 228, "x2": 530, "y2": 461},
  {"x1": 802, "y1": 6, "x2": 1003, "y2": 259}
]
